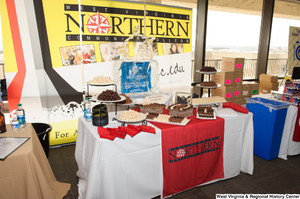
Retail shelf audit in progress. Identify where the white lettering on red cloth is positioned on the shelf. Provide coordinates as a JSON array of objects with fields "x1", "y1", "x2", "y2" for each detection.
[
  {"x1": 149, "y1": 109, "x2": 225, "y2": 198},
  {"x1": 292, "y1": 106, "x2": 300, "y2": 142}
]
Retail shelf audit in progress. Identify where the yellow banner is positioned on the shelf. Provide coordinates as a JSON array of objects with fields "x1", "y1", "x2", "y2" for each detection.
[
  {"x1": 49, "y1": 119, "x2": 78, "y2": 146},
  {"x1": 0, "y1": 0, "x2": 18, "y2": 73},
  {"x1": 42, "y1": 0, "x2": 192, "y2": 67}
]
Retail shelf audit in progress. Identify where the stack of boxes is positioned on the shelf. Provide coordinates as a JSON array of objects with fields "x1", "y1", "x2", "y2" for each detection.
[
  {"x1": 243, "y1": 81, "x2": 260, "y2": 98},
  {"x1": 211, "y1": 57, "x2": 259, "y2": 105},
  {"x1": 259, "y1": 74, "x2": 279, "y2": 94}
]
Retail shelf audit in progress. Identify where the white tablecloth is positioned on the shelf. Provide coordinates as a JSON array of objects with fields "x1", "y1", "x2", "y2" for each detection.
[
  {"x1": 75, "y1": 112, "x2": 254, "y2": 199},
  {"x1": 279, "y1": 105, "x2": 300, "y2": 160}
]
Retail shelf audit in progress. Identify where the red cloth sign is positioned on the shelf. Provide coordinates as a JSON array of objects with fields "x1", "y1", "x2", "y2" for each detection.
[
  {"x1": 149, "y1": 108, "x2": 225, "y2": 198},
  {"x1": 223, "y1": 101, "x2": 249, "y2": 114},
  {"x1": 292, "y1": 106, "x2": 300, "y2": 142}
]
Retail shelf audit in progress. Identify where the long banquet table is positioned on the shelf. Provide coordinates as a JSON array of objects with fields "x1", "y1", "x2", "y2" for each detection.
[
  {"x1": 0, "y1": 123, "x2": 70, "y2": 199},
  {"x1": 75, "y1": 111, "x2": 254, "y2": 199}
]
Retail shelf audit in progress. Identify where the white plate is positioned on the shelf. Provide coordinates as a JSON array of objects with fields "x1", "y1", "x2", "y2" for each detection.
[
  {"x1": 86, "y1": 80, "x2": 114, "y2": 86},
  {"x1": 147, "y1": 118, "x2": 190, "y2": 126},
  {"x1": 197, "y1": 71, "x2": 217, "y2": 74},
  {"x1": 114, "y1": 114, "x2": 147, "y2": 123},
  {"x1": 92, "y1": 95, "x2": 126, "y2": 103},
  {"x1": 196, "y1": 69, "x2": 220, "y2": 74},
  {"x1": 196, "y1": 84, "x2": 221, "y2": 89}
]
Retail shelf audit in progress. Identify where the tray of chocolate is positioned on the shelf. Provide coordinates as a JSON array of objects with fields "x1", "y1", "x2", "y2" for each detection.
[
  {"x1": 146, "y1": 113, "x2": 190, "y2": 126},
  {"x1": 92, "y1": 90, "x2": 126, "y2": 102},
  {"x1": 198, "y1": 66, "x2": 218, "y2": 74},
  {"x1": 136, "y1": 103, "x2": 166, "y2": 114},
  {"x1": 197, "y1": 105, "x2": 216, "y2": 120},
  {"x1": 166, "y1": 104, "x2": 194, "y2": 117},
  {"x1": 191, "y1": 96, "x2": 227, "y2": 106},
  {"x1": 197, "y1": 81, "x2": 220, "y2": 88},
  {"x1": 117, "y1": 94, "x2": 135, "y2": 105}
]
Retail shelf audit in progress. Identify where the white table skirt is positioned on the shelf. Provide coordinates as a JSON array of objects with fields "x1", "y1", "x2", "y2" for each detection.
[
  {"x1": 75, "y1": 112, "x2": 254, "y2": 199},
  {"x1": 278, "y1": 105, "x2": 300, "y2": 160}
]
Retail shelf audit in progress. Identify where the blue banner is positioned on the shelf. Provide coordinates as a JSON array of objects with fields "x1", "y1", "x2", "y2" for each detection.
[{"x1": 119, "y1": 61, "x2": 152, "y2": 94}]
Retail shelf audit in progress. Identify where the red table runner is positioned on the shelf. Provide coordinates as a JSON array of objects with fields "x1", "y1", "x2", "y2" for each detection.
[
  {"x1": 292, "y1": 106, "x2": 300, "y2": 142},
  {"x1": 149, "y1": 108, "x2": 225, "y2": 198}
]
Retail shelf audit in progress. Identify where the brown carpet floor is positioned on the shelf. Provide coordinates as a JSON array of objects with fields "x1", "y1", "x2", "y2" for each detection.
[{"x1": 48, "y1": 143, "x2": 300, "y2": 199}]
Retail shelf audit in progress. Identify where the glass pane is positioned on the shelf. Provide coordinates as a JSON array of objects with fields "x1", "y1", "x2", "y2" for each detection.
[
  {"x1": 268, "y1": 17, "x2": 300, "y2": 77},
  {"x1": 205, "y1": 10, "x2": 261, "y2": 80}
]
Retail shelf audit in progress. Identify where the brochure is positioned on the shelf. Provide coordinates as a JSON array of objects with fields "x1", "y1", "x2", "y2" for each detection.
[{"x1": 0, "y1": 137, "x2": 30, "y2": 160}]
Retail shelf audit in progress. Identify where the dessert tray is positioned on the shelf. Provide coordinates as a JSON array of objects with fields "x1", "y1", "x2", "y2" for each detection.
[
  {"x1": 197, "y1": 105, "x2": 216, "y2": 120},
  {"x1": 87, "y1": 80, "x2": 115, "y2": 85},
  {"x1": 196, "y1": 70, "x2": 221, "y2": 74},
  {"x1": 147, "y1": 118, "x2": 190, "y2": 126},
  {"x1": 196, "y1": 84, "x2": 221, "y2": 89},
  {"x1": 114, "y1": 114, "x2": 147, "y2": 123},
  {"x1": 191, "y1": 97, "x2": 227, "y2": 106},
  {"x1": 91, "y1": 95, "x2": 126, "y2": 103},
  {"x1": 196, "y1": 111, "x2": 216, "y2": 120}
]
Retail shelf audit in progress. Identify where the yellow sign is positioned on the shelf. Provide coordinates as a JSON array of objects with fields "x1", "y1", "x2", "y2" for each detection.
[
  {"x1": 49, "y1": 119, "x2": 78, "y2": 146},
  {"x1": 42, "y1": 0, "x2": 193, "y2": 67}
]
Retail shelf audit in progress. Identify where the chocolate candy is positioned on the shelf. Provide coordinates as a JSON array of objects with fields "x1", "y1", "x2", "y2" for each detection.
[{"x1": 97, "y1": 90, "x2": 121, "y2": 101}]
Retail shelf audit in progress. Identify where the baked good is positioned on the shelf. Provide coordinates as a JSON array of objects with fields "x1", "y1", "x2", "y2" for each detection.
[
  {"x1": 169, "y1": 116, "x2": 187, "y2": 124},
  {"x1": 146, "y1": 113, "x2": 188, "y2": 124},
  {"x1": 192, "y1": 96, "x2": 227, "y2": 105},
  {"x1": 119, "y1": 110, "x2": 143, "y2": 121},
  {"x1": 200, "y1": 66, "x2": 217, "y2": 72},
  {"x1": 146, "y1": 112, "x2": 159, "y2": 119},
  {"x1": 199, "y1": 81, "x2": 217, "y2": 87},
  {"x1": 166, "y1": 104, "x2": 193, "y2": 111},
  {"x1": 117, "y1": 94, "x2": 133, "y2": 104},
  {"x1": 97, "y1": 90, "x2": 121, "y2": 101},
  {"x1": 153, "y1": 114, "x2": 171, "y2": 122},
  {"x1": 136, "y1": 103, "x2": 166, "y2": 108},
  {"x1": 90, "y1": 76, "x2": 113, "y2": 84},
  {"x1": 197, "y1": 105, "x2": 214, "y2": 118}
]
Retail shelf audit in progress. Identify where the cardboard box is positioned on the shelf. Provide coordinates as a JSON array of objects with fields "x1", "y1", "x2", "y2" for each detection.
[
  {"x1": 259, "y1": 74, "x2": 278, "y2": 83},
  {"x1": 233, "y1": 71, "x2": 243, "y2": 85},
  {"x1": 211, "y1": 71, "x2": 235, "y2": 86},
  {"x1": 259, "y1": 81, "x2": 279, "y2": 94},
  {"x1": 244, "y1": 81, "x2": 259, "y2": 95},
  {"x1": 242, "y1": 83, "x2": 252, "y2": 97},
  {"x1": 211, "y1": 85, "x2": 242, "y2": 99},
  {"x1": 221, "y1": 57, "x2": 245, "y2": 72}
]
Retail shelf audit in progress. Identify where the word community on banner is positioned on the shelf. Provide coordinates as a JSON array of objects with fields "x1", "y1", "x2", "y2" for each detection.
[{"x1": 216, "y1": 194, "x2": 300, "y2": 199}]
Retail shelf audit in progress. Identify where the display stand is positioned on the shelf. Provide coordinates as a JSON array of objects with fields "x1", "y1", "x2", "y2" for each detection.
[
  {"x1": 112, "y1": 117, "x2": 147, "y2": 127},
  {"x1": 86, "y1": 81, "x2": 122, "y2": 126},
  {"x1": 86, "y1": 81, "x2": 117, "y2": 98},
  {"x1": 93, "y1": 96, "x2": 126, "y2": 127},
  {"x1": 196, "y1": 69, "x2": 218, "y2": 97}
]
